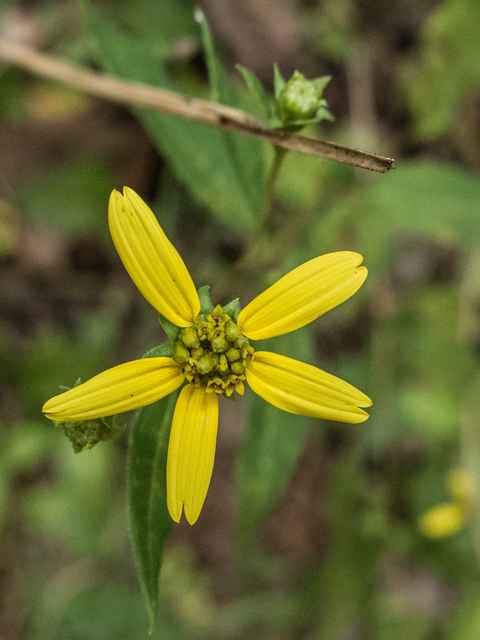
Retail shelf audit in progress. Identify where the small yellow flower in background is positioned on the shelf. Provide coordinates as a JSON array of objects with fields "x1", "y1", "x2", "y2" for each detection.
[
  {"x1": 43, "y1": 187, "x2": 372, "y2": 525},
  {"x1": 419, "y1": 470, "x2": 476, "y2": 538}
]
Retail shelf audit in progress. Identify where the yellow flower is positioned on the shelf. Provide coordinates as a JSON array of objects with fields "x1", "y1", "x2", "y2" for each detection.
[
  {"x1": 419, "y1": 470, "x2": 475, "y2": 538},
  {"x1": 43, "y1": 187, "x2": 372, "y2": 525}
]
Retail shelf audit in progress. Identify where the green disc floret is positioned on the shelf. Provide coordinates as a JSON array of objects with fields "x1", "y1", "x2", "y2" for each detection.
[
  {"x1": 225, "y1": 321, "x2": 243, "y2": 342},
  {"x1": 230, "y1": 361, "x2": 245, "y2": 376},
  {"x1": 226, "y1": 347, "x2": 240, "y2": 362},
  {"x1": 173, "y1": 342, "x2": 190, "y2": 363},
  {"x1": 211, "y1": 335, "x2": 229, "y2": 353},
  {"x1": 191, "y1": 346, "x2": 204, "y2": 360},
  {"x1": 173, "y1": 303, "x2": 254, "y2": 398},
  {"x1": 182, "y1": 326, "x2": 200, "y2": 349}
]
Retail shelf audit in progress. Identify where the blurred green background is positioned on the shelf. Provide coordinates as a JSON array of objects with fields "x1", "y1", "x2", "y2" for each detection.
[{"x1": 1, "y1": 0, "x2": 480, "y2": 638}]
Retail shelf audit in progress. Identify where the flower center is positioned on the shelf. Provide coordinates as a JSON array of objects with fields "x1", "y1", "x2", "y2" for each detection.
[{"x1": 172, "y1": 304, "x2": 254, "y2": 397}]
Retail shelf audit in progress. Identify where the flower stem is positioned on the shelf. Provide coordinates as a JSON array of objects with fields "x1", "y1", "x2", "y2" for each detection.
[{"x1": 211, "y1": 145, "x2": 288, "y2": 302}]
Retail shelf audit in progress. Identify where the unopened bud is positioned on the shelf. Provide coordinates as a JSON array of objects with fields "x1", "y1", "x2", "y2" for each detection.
[
  {"x1": 225, "y1": 322, "x2": 243, "y2": 342},
  {"x1": 182, "y1": 326, "x2": 200, "y2": 349},
  {"x1": 226, "y1": 347, "x2": 240, "y2": 362},
  {"x1": 231, "y1": 361, "x2": 245, "y2": 375},
  {"x1": 174, "y1": 342, "x2": 190, "y2": 363},
  {"x1": 211, "y1": 335, "x2": 229, "y2": 353}
]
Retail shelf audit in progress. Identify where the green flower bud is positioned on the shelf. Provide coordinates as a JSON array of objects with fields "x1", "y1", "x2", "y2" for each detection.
[
  {"x1": 174, "y1": 342, "x2": 190, "y2": 363},
  {"x1": 225, "y1": 322, "x2": 243, "y2": 343},
  {"x1": 273, "y1": 70, "x2": 332, "y2": 131},
  {"x1": 234, "y1": 335, "x2": 249, "y2": 349},
  {"x1": 197, "y1": 353, "x2": 216, "y2": 375},
  {"x1": 182, "y1": 326, "x2": 200, "y2": 349},
  {"x1": 226, "y1": 347, "x2": 240, "y2": 362},
  {"x1": 277, "y1": 72, "x2": 319, "y2": 121},
  {"x1": 230, "y1": 361, "x2": 245, "y2": 375},
  {"x1": 191, "y1": 346, "x2": 204, "y2": 360},
  {"x1": 211, "y1": 335, "x2": 229, "y2": 353}
]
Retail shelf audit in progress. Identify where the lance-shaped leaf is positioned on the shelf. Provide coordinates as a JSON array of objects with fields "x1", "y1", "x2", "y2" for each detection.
[{"x1": 128, "y1": 392, "x2": 177, "y2": 630}]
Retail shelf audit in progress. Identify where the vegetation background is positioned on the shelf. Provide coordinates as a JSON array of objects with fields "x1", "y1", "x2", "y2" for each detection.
[{"x1": 1, "y1": 0, "x2": 480, "y2": 638}]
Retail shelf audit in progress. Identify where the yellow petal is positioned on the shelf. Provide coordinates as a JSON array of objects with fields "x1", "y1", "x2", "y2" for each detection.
[
  {"x1": 419, "y1": 502, "x2": 467, "y2": 538},
  {"x1": 245, "y1": 351, "x2": 371, "y2": 423},
  {"x1": 42, "y1": 358, "x2": 184, "y2": 421},
  {"x1": 237, "y1": 252, "x2": 367, "y2": 340},
  {"x1": 167, "y1": 384, "x2": 218, "y2": 525},
  {"x1": 109, "y1": 187, "x2": 200, "y2": 327}
]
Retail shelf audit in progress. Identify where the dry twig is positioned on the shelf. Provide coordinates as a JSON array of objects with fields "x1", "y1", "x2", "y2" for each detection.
[{"x1": 0, "y1": 39, "x2": 394, "y2": 173}]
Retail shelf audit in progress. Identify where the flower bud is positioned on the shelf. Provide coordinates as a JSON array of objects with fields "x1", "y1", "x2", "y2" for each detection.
[
  {"x1": 182, "y1": 326, "x2": 200, "y2": 349},
  {"x1": 211, "y1": 335, "x2": 229, "y2": 353},
  {"x1": 197, "y1": 353, "x2": 216, "y2": 374},
  {"x1": 230, "y1": 361, "x2": 245, "y2": 375},
  {"x1": 233, "y1": 335, "x2": 249, "y2": 349},
  {"x1": 277, "y1": 71, "x2": 320, "y2": 122},
  {"x1": 225, "y1": 322, "x2": 243, "y2": 342},
  {"x1": 191, "y1": 346, "x2": 204, "y2": 360},
  {"x1": 272, "y1": 69, "x2": 332, "y2": 131},
  {"x1": 226, "y1": 347, "x2": 240, "y2": 362},
  {"x1": 174, "y1": 342, "x2": 190, "y2": 363}
]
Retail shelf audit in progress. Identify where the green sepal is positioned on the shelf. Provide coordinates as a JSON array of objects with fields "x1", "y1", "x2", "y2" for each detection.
[
  {"x1": 236, "y1": 64, "x2": 272, "y2": 119},
  {"x1": 142, "y1": 341, "x2": 174, "y2": 359},
  {"x1": 59, "y1": 377, "x2": 81, "y2": 393},
  {"x1": 313, "y1": 76, "x2": 332, "y2": 94},
  {"x1": 267, "y1": 104, "x2": 335, "y2": 131},
  {"x1": 128, "y1": 392, "x2": 177, "y2": 631},
  {"x1": 223, "y1": 298, "x2": 241, "y2": 322},
  {"x1": 158, "y1": 313, "x2": 182, "y2": 343},
  {"x1": 198, "y1": 285, "x2": 214, "y2": 315},
  {"x1": 273, "y1": 63, "x2": 286, "y2": 98}
]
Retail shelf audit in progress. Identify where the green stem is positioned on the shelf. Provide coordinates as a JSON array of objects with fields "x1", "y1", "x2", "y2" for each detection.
[
  {"x1": 258, "y1": 145, "x2": 288, "y2": 233},
  {"x1": 211, "y1": 145, "x2": 288, "y2": 302}
]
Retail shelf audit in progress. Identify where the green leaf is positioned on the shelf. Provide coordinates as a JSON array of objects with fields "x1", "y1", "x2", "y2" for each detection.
[
  {"x1": 197, "y1": 285, "x2": 214, "y2": 315},
  {"x1": 114, "y1": 0, "x2": 197, "y2": 54},
  {"x1": 81, "y1": 0, "x2": 262, "y2": 230},
  {"x1": 158, "y1": 314, "x2": 181, "y2": 343},
  {"x1": 407, "y1": 0, "x2": 480, "y2": 139},
  {"x1": 235, "y1": 326, "x2": 313, "y2": 552},
  {"x1": 196, "y1": 10, "x2": 265, "y2": 221},
  {"x1": 236, "y1": 64, "x2": 272, "y2": 118},
  {"x1": 223, "y1": 297, "x2": 241, "y2": 322},
  {"x1": 369, "y1": 161, "x2": 480, "y2": 245},
  {"x1": 315, "y1": 160, "x2": 480, "y2": 274},
  {"x1": 142, "y1": 342, "x2": 174, "y2": 359},
  {"x1": 128, "y1": 392, "x2": 177, "y2": 630}
]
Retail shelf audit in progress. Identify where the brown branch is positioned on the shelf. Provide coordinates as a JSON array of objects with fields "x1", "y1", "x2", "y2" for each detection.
[{"x1": 0, "y1": 39, "x2": 394, "y2": 173}]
